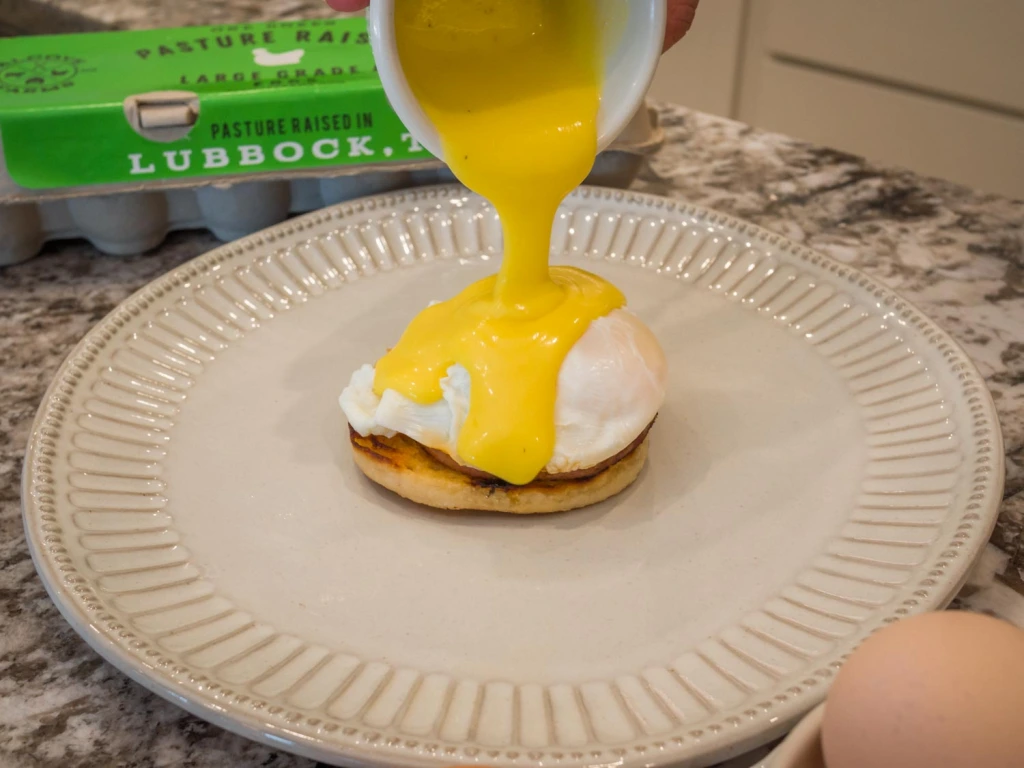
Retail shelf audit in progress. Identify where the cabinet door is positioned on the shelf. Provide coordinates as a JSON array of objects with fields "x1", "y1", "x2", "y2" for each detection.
[
  {"x1": 737, "y1": 0, "x2": 1024, "y2": 197},
  {"x1": 744, "y1": 58, "x2": 1024, "y2": 199},
  {"x1": 763, "y1": 0, "x2": 1024, "y2": 114}
]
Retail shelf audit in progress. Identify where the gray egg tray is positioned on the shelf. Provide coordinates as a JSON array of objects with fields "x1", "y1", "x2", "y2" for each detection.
[{"x1": 0, "y1": 106, "x2": 660, "y2": 266}]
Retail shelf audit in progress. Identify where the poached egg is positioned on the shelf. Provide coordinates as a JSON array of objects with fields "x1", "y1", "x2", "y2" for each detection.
[
  {"x1": 340, "y1": 0, "x2": 667, "y2": 488},
  {"x1": 341, "y1": 308, "x2": 667, "y2": 476}
]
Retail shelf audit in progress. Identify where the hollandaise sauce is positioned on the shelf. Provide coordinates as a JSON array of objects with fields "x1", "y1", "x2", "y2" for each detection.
[{"x1": 374, "y1": 0, "x2": 626, "y2": 485}]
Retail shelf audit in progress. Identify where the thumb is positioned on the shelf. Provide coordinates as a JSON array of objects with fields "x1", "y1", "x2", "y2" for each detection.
[
  {"x1": 326, "y1": 0, "x2": 370, "y2": 11},
  {"x1": 664, "y1": 0, "x2": 699, "y2": 52}
]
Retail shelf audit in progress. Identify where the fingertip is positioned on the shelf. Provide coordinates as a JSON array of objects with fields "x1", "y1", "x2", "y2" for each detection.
[
  {"x1": 664, "y1": 0, "x2": 699, "y2": 52},
  {"x1": 326, "y1": 0, "x2": 370, "y2": 11}
]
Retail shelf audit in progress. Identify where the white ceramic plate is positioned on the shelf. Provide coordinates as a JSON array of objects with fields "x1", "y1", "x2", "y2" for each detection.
[{"x1": 23, "y1": 186, "x2": 1003, "y2": 768}]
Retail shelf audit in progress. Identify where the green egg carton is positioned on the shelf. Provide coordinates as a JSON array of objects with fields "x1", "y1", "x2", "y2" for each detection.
[{"x1": 0, "y1": 18, "x2": 663, "y2": 265}]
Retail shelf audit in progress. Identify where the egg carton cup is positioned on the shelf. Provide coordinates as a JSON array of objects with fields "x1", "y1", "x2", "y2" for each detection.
[{"x1": 0, "y1": 104, "x2": 661, "y2": 266}]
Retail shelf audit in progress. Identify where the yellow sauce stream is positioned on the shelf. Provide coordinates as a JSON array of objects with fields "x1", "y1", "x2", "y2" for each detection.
[{"x1": 374, "y1": 0, "x2": 625, "y2": 485}]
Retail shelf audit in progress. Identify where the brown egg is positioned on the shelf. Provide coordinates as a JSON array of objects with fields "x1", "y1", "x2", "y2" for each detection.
[{"x1": 822, "y1": 612, "x2": 1024, "y2": 768}]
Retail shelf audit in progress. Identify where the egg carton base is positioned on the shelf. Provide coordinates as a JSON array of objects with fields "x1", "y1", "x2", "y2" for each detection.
[{"x1": 0, "y1": 152, "x2": 644, "y2": 265}]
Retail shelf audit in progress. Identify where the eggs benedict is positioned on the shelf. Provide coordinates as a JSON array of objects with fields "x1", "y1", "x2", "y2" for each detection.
[{"x1": 339, "y1": 0, "x2": 667, "y2": 512}]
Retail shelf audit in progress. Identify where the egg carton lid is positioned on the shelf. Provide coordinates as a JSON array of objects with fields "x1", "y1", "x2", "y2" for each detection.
[
  {"x1": 0, "y1": 106, "x2": 661, "y2": 205},
  {"x1": 0, "y1": 19, "x2": 663, "y2": 206}
]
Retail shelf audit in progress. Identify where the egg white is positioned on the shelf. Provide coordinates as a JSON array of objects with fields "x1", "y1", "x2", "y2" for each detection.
[{"x1": 340, "y1": 308, "x2": 667, "y2": 475}]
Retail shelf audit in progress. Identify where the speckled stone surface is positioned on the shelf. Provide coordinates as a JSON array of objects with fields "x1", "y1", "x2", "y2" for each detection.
[
  {"x1": 6, "y1": 0, "x2": 339, "y2": 34},
  {"x1": 2, "y1": 101, "x2": 1023, "y2": 768}
]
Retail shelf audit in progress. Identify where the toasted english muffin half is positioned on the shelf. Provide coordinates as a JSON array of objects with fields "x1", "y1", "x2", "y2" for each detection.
[{"x1": 349, "y1": 427, "x2": 650, "y2": 514}]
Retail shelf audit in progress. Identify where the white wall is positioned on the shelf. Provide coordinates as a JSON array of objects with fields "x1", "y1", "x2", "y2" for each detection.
[{"x1": 648, "y1": 0, "x2": 748, "y2": 117}]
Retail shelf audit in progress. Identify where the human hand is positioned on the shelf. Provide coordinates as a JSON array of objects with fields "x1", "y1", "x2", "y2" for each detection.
[
  {"x1": 664, "y1": 0, "x2": 699, "y2": 51},
  {"x1": 325, "y1": 0, "x2": 699, "y2": 52}
]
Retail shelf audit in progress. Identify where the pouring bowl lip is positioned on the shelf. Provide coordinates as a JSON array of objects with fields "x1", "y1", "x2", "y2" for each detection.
[
  {"x1": 367, "y1": 0, "x2": 444, "y2": 158},
  {"x1": 366, "y1": 0, "x2": 667, "y2": 163}
]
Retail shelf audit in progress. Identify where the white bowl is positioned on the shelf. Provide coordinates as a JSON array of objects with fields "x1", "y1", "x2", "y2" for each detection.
[
  {"x1": 764, "y1": 704, "x2": 827, "y2": 768},
  {"x1": 367, "y1": 0, "x2": 666, "y2": 159}
]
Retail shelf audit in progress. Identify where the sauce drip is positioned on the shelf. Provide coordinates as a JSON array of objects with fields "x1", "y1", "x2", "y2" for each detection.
[{"x1": 375, "y1": 0, "x2": 625, "y2": 485}]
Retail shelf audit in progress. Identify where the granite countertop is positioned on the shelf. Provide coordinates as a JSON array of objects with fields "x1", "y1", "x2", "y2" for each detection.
[
  {"x1": 3, "y1": 0, "x2": 339, "y2": 36},
  {"x1": 2, "y1": 4, "x2": 1024, "y2": 767}
]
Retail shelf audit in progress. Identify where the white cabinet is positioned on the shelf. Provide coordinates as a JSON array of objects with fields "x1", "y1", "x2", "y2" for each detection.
[
  {"x1": 650, "y1": 0, "x2": 1024, "y2": 198},
  {"x1": 738, "y1": 56, "x2": 1024, "y2": 198},
  {"x1": 759, "y1": 0, "x2": 1024, "y2": 114}
]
